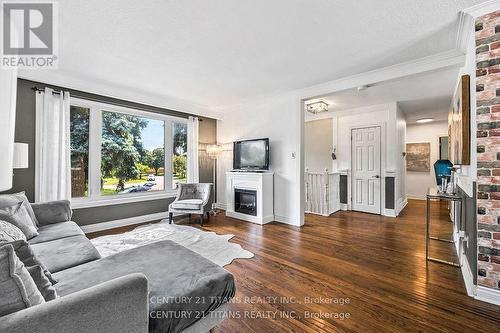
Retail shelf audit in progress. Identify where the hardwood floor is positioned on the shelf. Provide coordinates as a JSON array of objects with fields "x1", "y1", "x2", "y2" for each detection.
[{"x1": 88, "y1": 200, "x2": 500, "y2": 332}]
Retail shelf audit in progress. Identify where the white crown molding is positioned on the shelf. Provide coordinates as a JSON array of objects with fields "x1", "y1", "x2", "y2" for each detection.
[
  {"x1": 297, "y1": 49, "x2": 465, "y2": 101},
  {"x1": 214, "y1": 49, "x2": 465, "y2": 113},
  {"x1": 456, "y1": 11, "x2": 475, "y2": 54},
  {"x1": 463, "y1": 0, "x2": 500, "y2": 18},
  {"x1": 18, "y1": 70, "x2": 223, "y2": 120}
]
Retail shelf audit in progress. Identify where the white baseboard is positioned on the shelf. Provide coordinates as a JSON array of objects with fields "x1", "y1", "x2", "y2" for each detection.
[
  {"x1": 216, "y1": 202, "x2": 227, "y2": 210},
  {"x1": 395, "y1": 198, "x2": 408, "y2": 216},
  {"x1": 406, "y1": 194, "x2": 426, "y2": 200},
  {"x1": 274, "y1": 214, "x2": 299, "y2": 226},
  {"x1": 80, "y1": 212, "x2": 169, "y2": 233},
  {"x1": 475, "y1": 286, "x2": 500, "y2": 306},
  {"x1": 461, "y1": 255, "x2": 476, "y2": 297}
]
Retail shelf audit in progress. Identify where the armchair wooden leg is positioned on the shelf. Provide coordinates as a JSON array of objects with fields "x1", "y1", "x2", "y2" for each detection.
[
  {"x1": 200, "y1": 213, "x2": 204, "y2": 226},
  {"x1": 168, "y1": 212, "x2": 173, "y2": 224},
  {"x1": 189, "y1": 214, "x2": 191, "y2": 224}
]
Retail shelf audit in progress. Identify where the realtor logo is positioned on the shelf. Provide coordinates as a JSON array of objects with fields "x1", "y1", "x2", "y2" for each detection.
[{"x1": 1, "y1": 1, "x2": 58, "y2": 68}]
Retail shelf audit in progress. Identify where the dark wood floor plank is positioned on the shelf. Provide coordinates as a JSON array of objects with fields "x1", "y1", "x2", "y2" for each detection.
[{"x1": 87, "y1": 200, "x2": 500, "y2": 332}]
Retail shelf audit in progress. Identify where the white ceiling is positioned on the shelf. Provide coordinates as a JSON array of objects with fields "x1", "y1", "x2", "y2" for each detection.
[
  {"x1": 306, "y1": 66, "x2": 460, "y2": 123},
  {"x1": 20, "y1": 0, "x2": 484, "y2": 110}
]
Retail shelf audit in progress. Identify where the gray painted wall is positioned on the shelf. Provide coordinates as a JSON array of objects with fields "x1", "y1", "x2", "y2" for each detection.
[{"x1": 2, "y1": 79, "x2": 216, "y2": 226}]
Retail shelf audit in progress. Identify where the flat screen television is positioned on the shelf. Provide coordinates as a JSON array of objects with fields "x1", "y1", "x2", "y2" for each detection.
[{"x1": 233, "y1": 138, "x2": 269, "y2": 171}]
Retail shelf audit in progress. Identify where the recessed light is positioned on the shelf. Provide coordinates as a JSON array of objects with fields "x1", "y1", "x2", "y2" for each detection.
[
  {"x1": 357, "y1": 85, "x2": 369, "y2": 91},
  {"x1": 416, "y1": 118, "x2": 433, "y2": 123}
]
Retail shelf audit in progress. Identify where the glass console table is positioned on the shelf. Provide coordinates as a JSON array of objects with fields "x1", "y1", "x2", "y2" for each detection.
[{"x1": 425, "y1": 187, "x2": 462, "y2": 267}]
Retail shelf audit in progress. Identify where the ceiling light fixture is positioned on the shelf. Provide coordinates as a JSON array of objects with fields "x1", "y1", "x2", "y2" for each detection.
[
  {"x1": 416, "y1": 118, "x2": 433, "y2": 123},
  {"x1": 306, "y1": 101, "x2": 329, "y2": 114}
]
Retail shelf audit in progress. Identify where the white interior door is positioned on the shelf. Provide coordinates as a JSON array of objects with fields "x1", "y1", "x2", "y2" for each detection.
[{"x1": 351, "y1": 127, "x2": 381, "y2": 214}]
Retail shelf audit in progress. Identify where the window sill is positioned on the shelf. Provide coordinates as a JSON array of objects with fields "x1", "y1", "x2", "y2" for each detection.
[{"x1": 71, "y1": 191, "x2": 177, "y2": 209}]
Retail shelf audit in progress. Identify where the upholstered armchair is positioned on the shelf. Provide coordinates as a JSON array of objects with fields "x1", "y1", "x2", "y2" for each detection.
[{"x1": 168, "y1": 183, "x2": 213, "y2": 226}]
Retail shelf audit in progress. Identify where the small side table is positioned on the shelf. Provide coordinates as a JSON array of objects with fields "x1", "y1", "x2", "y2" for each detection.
[{"x1": 426, "y1": 188, "x2": 462, "y2": 267}]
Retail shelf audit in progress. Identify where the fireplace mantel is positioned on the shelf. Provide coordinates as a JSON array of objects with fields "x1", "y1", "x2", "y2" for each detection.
[{"x1": 225, "y1": 171, "x2": 274, "y2": 224}]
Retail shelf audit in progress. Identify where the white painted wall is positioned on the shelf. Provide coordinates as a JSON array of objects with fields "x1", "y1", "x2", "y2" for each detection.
[
  {"x1": 405, "y1": 121, "x2": 448, "y2": 199},
  {"x1": 304, "y1": 119, "x2": 333, "y2": 173},
  {"x1": 396, "y1": 104, "x2": 407, "y2": 211},
  {"x1": 216, "y1": 93, "x2": 302, "y2": 226},
  {"x1": 217, "y1": 100, "x2": 407, "y2": 224}
]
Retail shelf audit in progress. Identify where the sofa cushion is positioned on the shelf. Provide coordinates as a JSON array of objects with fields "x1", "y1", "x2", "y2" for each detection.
[
  {"x1": 0, "y1": 220, "x2": 27, "y2": 243},
  {"x1": 0, "y1": 192, "x2": 39, "y2": 226},
  {"x1": 170, "y1": 199, "x2": 204, "y2": 210},
  {"x1": 53, "y1": 240, "x2": 235, "y2": 333},
  {"x1": 28, "y1": 222, "x2": 84, "y2": 245},
  {"x1": 0, "y1": 244, "x2": 45, "y2": 316},
  {"x1": 0, "y1": 203, "x2": 39, "y2": 239},
  {"x1": 26, "y1": 265, "x2": 58, "y2": 301},
  {"x1": 31, "y1": 235, "x2": 101, "y2": 273},
  {"x1": 9, "y1": 240, "x2": 57, "y2": 285}
]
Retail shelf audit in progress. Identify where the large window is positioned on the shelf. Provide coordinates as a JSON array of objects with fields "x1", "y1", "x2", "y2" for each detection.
[
  {"x1": 70, "y1": 99, "x2": 188, "y2": 206},
  {"x1": 70, "y1": 106, "x2": 90, "y2": 198}
]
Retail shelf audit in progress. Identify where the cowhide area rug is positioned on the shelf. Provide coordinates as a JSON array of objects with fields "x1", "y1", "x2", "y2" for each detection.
[{"x1": 90, "y1": 221, "x2": 254, "y2": 267}]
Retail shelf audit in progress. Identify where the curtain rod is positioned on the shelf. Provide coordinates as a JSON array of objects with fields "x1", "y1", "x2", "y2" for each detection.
[{"x1": 31, "y1": 87, "x2": 203, "y2": 121}]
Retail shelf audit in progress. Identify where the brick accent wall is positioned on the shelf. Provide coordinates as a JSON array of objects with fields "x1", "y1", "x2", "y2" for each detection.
[{"x1": 475, "y1": 10, "x2": 500, "y2": 290}]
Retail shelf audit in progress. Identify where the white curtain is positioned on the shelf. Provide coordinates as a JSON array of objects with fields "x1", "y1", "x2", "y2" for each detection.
[
  {"x1": 187, "y1": 116, "x2": 199, "y2": 183},
  {"x1": 35, "y1": 88, "x2": 71, "y2": 202}
]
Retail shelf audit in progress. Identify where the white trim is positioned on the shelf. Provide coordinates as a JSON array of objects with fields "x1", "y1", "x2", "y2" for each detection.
[
  {"x1": 463, "y1": 0, "x2": 500, "y2": 18},
  {"x1": 475, "y1": 286, "x2": 500, "y2": 306},
  {"x1": 215, "y1": 202, "x2": 227, "y2": 210},
  {"x1": 461, "y1": 255, "x2": 476, "y2": 297},
  {"x1": 80, "y1": 212, "x2": 169, "y2": 233},
  {"x1": 406, "y1": 194, "x2": 426, "y2": 200},
  {"x1": 395, "y1": 197, "x2": 408, "y2": 216},
  {"x1": 383, "y1": 209, "x2": 396, "y2": 217},
  {"x1": 215, "y1": 50, "x2": 465, "y2": 114},
  {"x1": 456, "y1": 12, "x2": 475, "y2": 54},
  {"x1": 274, "y1": 214, "x2": 298, "y2": 226},
  {"x1": 72, "y1": 192, "x2": 176, "y2": 209},
  {"x1": 69, "y1": 97, "x2": 188, "y2": 206}
]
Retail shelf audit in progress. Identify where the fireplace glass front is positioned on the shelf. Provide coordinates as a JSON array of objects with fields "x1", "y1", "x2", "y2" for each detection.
[{"x1": 234, "y1": 188, "x2": 257, "y2": 216}]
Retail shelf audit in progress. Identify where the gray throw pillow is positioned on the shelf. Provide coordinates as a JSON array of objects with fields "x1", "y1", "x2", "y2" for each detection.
[
  {"x1": 26, "y1": 265, "x2": 58, "y2": 301},
  {"x1": 0, "y1": 203, "x2": 39, "y2": 239},
  {"x1": 8, "y1": 240, "x2": 57, "y2": 285},
  {"x1": 0, "y1": 220, "x2": 27, "y2": 243},
  {"x1": 0, "y1": 192, "x2": 39, "y2": 227},
  {"x1": 0, "y1": 244, "x2": 45, "y2": 316}
]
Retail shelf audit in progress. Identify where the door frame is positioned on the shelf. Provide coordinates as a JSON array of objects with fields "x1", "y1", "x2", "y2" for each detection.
[{"x1": 348, "y1": 123, "x2": 386, "y2": 214}]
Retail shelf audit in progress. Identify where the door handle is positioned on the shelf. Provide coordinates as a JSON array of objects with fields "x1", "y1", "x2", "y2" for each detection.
[{"x1": 372, "y1": 175, "x2": 380, "y2": 178}]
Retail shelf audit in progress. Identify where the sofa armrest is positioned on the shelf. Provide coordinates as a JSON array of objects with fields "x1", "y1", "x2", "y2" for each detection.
[
  {"x1": 31, "y1": 200, "x2": 72, "y2": 225},
  {"x1": 0, "y1": 273, "x2": 149, "y2": 333}
]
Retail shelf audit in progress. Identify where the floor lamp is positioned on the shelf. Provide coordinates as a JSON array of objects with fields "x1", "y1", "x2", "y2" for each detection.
[{"x1": 206, "y1": 144, "x2": 222, "y2": 215}]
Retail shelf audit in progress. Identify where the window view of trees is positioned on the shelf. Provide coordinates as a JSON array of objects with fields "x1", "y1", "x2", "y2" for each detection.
[
  {"x1": 69, "y1": 103, "x2": 189, "y2": 199},
  {"x1": 172, "y1": 122, "x2": 187, "y2": 189},
  {"x1": 70, "y1": 106, "x2": 90, "y2": 198},
  {"x1": 101, "y1": 111, "x2": 164, "y2": 195}
]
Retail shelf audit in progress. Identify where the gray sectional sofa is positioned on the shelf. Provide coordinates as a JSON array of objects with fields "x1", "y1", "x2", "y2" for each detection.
[{"x1": 0, "y1": 200, "x2": 235, "y2": 333}]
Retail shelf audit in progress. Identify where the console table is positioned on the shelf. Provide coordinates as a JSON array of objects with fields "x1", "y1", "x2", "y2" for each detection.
[{"x1": 425, "y1": 188, "x2": 462, "y2": 267}]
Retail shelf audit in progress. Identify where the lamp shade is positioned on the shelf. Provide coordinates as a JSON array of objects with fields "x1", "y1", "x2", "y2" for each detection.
[
  {"x1": 13, "y1": 143, "x2": 29, "y2": 169},
  {"x1": 206, "y1": 144, "x2": 222, "y2": 158}
]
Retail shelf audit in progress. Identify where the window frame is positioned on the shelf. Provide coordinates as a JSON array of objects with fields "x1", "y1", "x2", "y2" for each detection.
[{"x1": 70, "y1": 98, "x2": 187, "y2": 209}]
